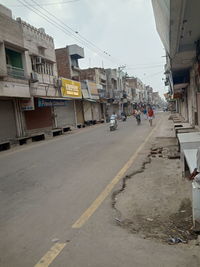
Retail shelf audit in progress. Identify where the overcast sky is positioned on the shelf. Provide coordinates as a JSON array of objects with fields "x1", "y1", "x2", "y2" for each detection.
[{"x1": 2, "y1": 0, "x2": 166, "y2": 97}]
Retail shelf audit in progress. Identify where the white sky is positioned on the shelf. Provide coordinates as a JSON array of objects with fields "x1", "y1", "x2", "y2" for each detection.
[{"x1": 2, "y1": 0, "x2": 167, "y2": 97}]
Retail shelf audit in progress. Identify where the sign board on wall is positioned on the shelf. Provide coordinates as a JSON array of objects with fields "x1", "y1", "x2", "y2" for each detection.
[
  {"x1": 21, "y1": 97, "x2": 35, "y2": 110},
  {"x1": 61, "y1": 78, "x2": 82, "y2": 98},
  {"x1": 87, "y1": 80, "x2": 99, "y2": 100},
  {"x1": 38, "y1": 98, "x2": 68, "y2": 107}
]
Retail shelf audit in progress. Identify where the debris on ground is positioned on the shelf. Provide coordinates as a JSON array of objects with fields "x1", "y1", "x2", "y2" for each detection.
[
  {"x1": 150, "y1": 145, "x2": 180, "y2": 159},
  {"x1": 168, "y1": 237, "x2": 186, "y2": 245}
]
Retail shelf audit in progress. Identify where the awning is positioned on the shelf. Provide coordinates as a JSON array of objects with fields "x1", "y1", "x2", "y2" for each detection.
[
  {"x1": 83, "y1": 98, "x2": 96, "y2": 103},
  {"x1": 174, "y1": 83, "x2": 189, "y2": 91},
  {"x1": 38, "y1": 97, "x2": 71, "y2": 100}
]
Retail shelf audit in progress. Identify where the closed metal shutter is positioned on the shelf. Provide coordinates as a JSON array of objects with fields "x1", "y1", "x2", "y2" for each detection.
[
  {"x1": 92, "y1": 103, "x2": 101, "y2": 121},
  {"x1": 75, "y1": 100, "x2": 84, "y2": 124},
  {"x1": 0, "y1": 100, "x2": 17, "y2": 141},
  {"x1": 54, "y1": 101, "x2": 75, "y2": 127},
  {"x1": 83, "y1": 101, "x2": 92, "y2": 121}
]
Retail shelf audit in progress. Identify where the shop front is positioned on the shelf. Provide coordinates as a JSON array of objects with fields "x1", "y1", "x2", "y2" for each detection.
[
  {"x1": 61, "y1": 78, "x2": 83, "y2": 127},
  {"x1": 23, "y1": 98, "x2": 53, "y2": 133},
  {"x1": 0, "y1": 99, "x2": 17, "y2": 142}
]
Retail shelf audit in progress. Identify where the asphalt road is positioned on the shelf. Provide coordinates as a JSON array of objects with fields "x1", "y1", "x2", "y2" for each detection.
[{"x1": 0, "y1": 115, "x2": 165, "y2": 267}]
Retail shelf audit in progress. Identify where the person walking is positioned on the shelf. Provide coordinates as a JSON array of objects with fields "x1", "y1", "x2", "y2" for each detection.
[
  {"x1": 143, "y1": 108, "x2": 147, "y2": 119},
  {"x1": 135, "y1": 109, "x2": 141, "y2": 125},
  {"x1": 147, "y1": 107, "x2": 154, "y2": 126}
]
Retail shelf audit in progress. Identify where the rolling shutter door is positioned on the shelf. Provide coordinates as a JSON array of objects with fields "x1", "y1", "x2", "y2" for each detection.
[
  {"x1": 54, "y1": 101, "x2": 75, "y2": 127},
  {"x1": 0, "y1": 100, "x2": 17, "y2": 141}
]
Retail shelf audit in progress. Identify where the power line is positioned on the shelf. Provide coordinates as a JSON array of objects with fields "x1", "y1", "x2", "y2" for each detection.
[
  {"x1": 18, "y1": 0, "x2": 118, "y2": 65},
  {"x1": 7, "y1": 0, "x2": 80, "y2": 7},
  {"x1": 19, "y1": 0, "x2": 121, "y2": 65},
  {"x1": 126, "y1": 61, "x2": 164, "y2": 67},
  {"x1": 126, "y1": 64, "x2": 163, "y2": 70},
  {"x1": 30, "y1": 0, "x2": 123, "y2": 65}
]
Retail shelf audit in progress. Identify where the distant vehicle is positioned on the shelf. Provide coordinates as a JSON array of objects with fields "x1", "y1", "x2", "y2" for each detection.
[
  {"x1": 110, "y1": 114, "x2": 117, "y2": 131},
  {"x1": 163, "y1": 107, "x2": 168, "y2": 112}
]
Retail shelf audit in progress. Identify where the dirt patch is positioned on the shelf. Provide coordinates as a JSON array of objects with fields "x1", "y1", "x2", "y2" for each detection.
[
  {"x1": 112, "y1": 137, "x2": 197, "y2": 245},
  {"x1": 116, "y1": 198, "x2": 197, "y2": 243}
]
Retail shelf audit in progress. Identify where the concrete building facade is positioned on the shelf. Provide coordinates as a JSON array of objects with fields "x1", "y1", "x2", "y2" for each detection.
[
  {"x1": 0, "y1": 5, "x2": 30, "y2": 142},
  {"x1": 55, "y1": 45, "x2": 85, "y2": 127},
  {"x1": 152, "y1": 0, "x2": 200, "y2": 126}
]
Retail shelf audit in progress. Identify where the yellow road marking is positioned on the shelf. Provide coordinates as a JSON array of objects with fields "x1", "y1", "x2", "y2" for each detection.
[
  {"x1": 34, "y1": 119, "x2": 161, "y2": 266},
  {"x1": 34, "y1": 242, "x2": 66, "y2": 267},
  {"x1": 72, "y1": 120, "x2": 161, "y2": 228}
]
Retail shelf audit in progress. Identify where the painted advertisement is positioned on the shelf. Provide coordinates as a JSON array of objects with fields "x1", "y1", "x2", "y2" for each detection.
[{"x1": 61, "y1": 78, "x2": 82, "y2": 99}]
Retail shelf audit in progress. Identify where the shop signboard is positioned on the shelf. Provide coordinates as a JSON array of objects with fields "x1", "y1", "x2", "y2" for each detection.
[
  {"x1": 61, "y1": 78, "x2": 82, "y2": 98},
  {"x1": 38, "y1": 98, "x2": 68, "y2": 107}
]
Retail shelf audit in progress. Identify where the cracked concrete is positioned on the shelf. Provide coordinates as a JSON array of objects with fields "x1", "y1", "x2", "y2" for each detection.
[{"x1": 111, "y1": 114, "x2": 199, "y2": 245}]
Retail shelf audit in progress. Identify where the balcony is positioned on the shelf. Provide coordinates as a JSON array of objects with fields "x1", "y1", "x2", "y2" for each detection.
[
  {"x1": 7, "y1": 65, "x2": 25, "y2": 79},
  {"x1": 68, "y1": 44, "x2": 84, "y2": 59},
  {"x1": 98, "y1": 89, "x2": 106, "y2": 99}
]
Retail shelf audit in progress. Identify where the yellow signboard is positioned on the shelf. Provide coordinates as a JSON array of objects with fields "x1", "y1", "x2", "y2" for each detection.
[{"x1": 61, "y1": 78, "x2": 82, "y2": 98}]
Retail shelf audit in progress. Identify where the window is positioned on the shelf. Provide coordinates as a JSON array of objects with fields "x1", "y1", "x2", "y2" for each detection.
[
  {"x1": 71, "y1": 58, "x2": 79, "y2": 68},
  {"x1": 31, "y1": 56, "x2": 54, "y2": 76},
  {"x1": 5, "y1": 48, "x2": 23, "y2": 69}
]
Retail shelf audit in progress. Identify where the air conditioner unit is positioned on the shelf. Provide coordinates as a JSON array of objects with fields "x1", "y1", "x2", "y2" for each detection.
[
  {"x1": 36, "y1": 56, "x2": 42, "y2": 64},
  {"x1": 30, "y1": 72, "x2": 39, "y2": 82}
]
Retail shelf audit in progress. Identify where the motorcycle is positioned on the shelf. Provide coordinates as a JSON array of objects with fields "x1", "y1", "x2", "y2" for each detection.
[
  {"x1": 136, "y1": 114, "x2": 141, "y2": 125},
  {"x1": 110, "y1": 118, "x2": 117, "y2": 131}
]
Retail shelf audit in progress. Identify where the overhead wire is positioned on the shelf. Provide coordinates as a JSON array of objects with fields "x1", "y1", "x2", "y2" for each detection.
[
  {"x1": 17, "y1": 0, "x2": 120, "y2": 66},
  {"x1": 23, "y1": 0, "x2": 122, "y2": 65},
  {"x1": 7, "y1": 0, "x2": 80, "y2": 7},
  {"x1": 16, "y1": 0, "x2": 165, "y2": 80},
  {"x1": 126, "y1": 64, "x2": 163, "y2": 70}
]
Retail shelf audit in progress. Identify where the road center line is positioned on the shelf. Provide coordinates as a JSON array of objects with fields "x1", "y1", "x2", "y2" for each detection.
[
  {"x1": 34, "y1": 242, "x2": 66, "y2": 267},
  {"x1": 72, "y1": 120, "x2": 161, "y2": 229}
]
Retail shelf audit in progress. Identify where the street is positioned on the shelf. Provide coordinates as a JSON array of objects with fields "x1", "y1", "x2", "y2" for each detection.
[{"x1": 0, "y1": 113, "x2": 199, "y2": 267}]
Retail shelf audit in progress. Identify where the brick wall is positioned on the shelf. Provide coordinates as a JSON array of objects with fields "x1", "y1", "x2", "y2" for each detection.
[
  {"x1": 55, "y1": 48, "x2": 71, "y2": 79},
  {"x1": 80, "y1": 68, "x2": 96, "y2": 82}
]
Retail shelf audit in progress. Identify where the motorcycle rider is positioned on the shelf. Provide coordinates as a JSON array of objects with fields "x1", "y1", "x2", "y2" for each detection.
[{"x1": 110, "y1": 112, "x2": 118, "y2": 127}]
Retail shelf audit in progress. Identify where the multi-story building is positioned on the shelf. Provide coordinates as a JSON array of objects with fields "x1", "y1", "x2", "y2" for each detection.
[
  {"x1": 0, "y1": 5, "x2": 30, "y2": 143},
  {"x1": 80, "y1": 67, "x2": 107, "y2": 97},
  {"x1": 55, "y1": 45, "x2": 84, "y2": 81},
  {"x1": 17, "y1": 18, "x2": 59, "y2": 135},
  {"x1": 0, "y1": 4, "x2": 81, "y2": 145},
  {"x1": 105, "y1": 68, "x2": 123, "y2": 117},
  {"x1": 146, "y1": 85, "x2": 153, "y2": 104},
  {"x1": 152, "y1": 0, "x2": 200, "y2": 126},
  {"x1": 80, "y1": 67, "x2": 107, "y2": 122},
  {"x1": 126, "y1": 77, "x2": 147, "y2": 104},
  {"x1": 55, "y1": 45, "x2": 85, "y2": 127}
]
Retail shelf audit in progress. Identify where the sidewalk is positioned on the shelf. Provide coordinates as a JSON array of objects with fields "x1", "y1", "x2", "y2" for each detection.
[{"x1": 112, "y1": 113, "x2": 199, "y2": 245}]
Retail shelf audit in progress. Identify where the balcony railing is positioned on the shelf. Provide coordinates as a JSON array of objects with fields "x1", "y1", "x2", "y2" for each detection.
[{"x1": 7, "y1": 65, "x2": 25, "y2": 79}]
